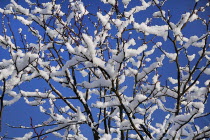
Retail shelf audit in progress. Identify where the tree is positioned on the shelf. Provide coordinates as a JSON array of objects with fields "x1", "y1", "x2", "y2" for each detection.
[{"x1": 0, "y1": 0, "x2": 209, "y2": 139}]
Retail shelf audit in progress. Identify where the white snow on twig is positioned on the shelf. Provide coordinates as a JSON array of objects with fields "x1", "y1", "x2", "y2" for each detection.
[{"x1": 13, "y1": 132, "x2": 33, "y2": 140}]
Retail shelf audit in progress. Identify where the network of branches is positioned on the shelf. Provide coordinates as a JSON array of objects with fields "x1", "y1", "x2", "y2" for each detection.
[{"x1": 0, "y1": 0, "x2": 209, "y2": 139}]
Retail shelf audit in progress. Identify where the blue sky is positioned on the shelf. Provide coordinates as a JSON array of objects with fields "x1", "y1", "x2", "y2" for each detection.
[{"x1": 0, "y1": 0, "x2": 209, "y2": 139}]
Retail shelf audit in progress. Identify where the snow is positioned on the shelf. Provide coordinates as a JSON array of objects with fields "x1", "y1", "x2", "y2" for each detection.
[
  {"x1": 101, "y1": 0, "x2": 116, "y2": 5},
  {"x1": 124, "y1": 38, "x2": 141, "y2": 57},
  {"x1": 67, "y1": 12, "x2": 74, "y2": 25},
  {"x1": 81, "y1": 77, "x2": 111, "y2": 89},
  {"x1": 21, "y1": 90, "x2": 56, "y2": 99},
  {"x1": 46, "y1": 124, "x2": 70, "y2": 135},
  {"x1": 164, "y1": 51, "x2": 177, "y2": 61},
  {"x1": 46, "y1": 27, "x2": 58, "y2": 38},
  {"x1": 10, "y1": 0, "x2": 30, "y2": 15},
  {"x1": 144, "y1": 45, "x2": 156, "y2": 56},
  {"x1": 113, "y1": 19, "x2": 124, "y2": 27},
  {"x1": 172, "y1": 12, "x2": 190, "y2": 36},
  {"x1": 153, "y1": 74, "x2": 159, "y2": 83},
  {"x1": 80, "y1": 70, "x2": 88, "y2": 77},
  {"x1": 25, "y1": 0, "x2": 35, "y2": 6},
  {"x1": 92, "y1": 97, "x2": 120, "y2": 108},
  {"x1": 15, "y1": 52, "x2": 39, "y2": 72},
  {"x1": 67, "y1": 1, "x2": 88, "y2": 23},
  {"x1": 189, "y1": 13, "x2": 198, "y2": 22},
  {"x1": 183, "y1": 35, "x2": 198, "y2": 49},
  {"x1": 145, "y1": 58, "x2": 151, "y2": 62},
  {"x1": 32, "y1": 2, "x2": 62, "y2": 15},
  {"x1": 0, "y1": 35, "x2": 15, "y2": 49},
  {"x1": 203, "y1": 68, "x2": 210, "y2": 75},
  {"x1": 153, "y1": 0, "x2": 160, "y2": 4},
  {"x1": 0, "y1": 65, "x2": 14, "y2": 80},
  {"x1": 133, "y1": 22, "x2": 168, "y2": 41},
  {"x1": 192, "y1": 102, "x2": 204, "y2": 114},
  {"x1": 124, "y1": 0, "x2": 151, "y2": 17},
  {"x1": 114, "y1": 20, "x2": 129, "y2": 38},
  {"x1": 187, "y1": 54, "x2": 195, "y2": 61},
  {"x1": 13, "y1": 132, "x2": 33, "y2": 140},
  {"x1": 168, "y1": 77, "x2": 178, "y2": 84},
  {"x1": 31, "y1": 7, "x2": 42, "y2": 14},
  {"x1": 39, "y1": 106, "x2": 46, "y2": 113},
  {"x1": 92, "y1": 57, "x2": 106, "y2": 67},
  {"x1": 24, "y1": 97, "x2": 46, "y2": 106},
  {"x1": 133, "y1": 44, "x2": 147, "y2": 56},
  {"x1": 39, "y1": 70, "x2": 49, "y2": 80},
  {"x1": 137, "y1": 62, "x2": 160, "y2": 81},
  {"x1": 52, "y1": 132, "x2": 63, "y2": 138},
  {"x1": 76, "y1": 107, "x2": 86, "y2": 122},
  {"x1": 82, "y1": 33, "x2": 96, "y2": 58},
  {"x1": 18, "y1": 28, "x2": 22, "y2": 33},
  {"x1": 122, "y1": 0, "x2": 131, "y2": 8},
  {"x1": 193, "y1": 39, "x2": 205, "y2": 48},
  {"x1": 135, "y1": 94, "x2": 147, "y2": 102},
  {"x1": 15, "y1": 16, "x2": 32, "y2": 25},
  {"x1": 0, "y1": 0, "x2": 209, "y2": 139},
  {"x1": 66, "y1": 42, "x2": 75, "y2": 53},
  {"x1": 112, "y1": 51, "x2": 124, "y2": 63},
  {"x1": 104, "y1": 63, "x2": 116, "y2": 78},
  {"x1": 42, "y1": 42, "x2": 53, "y2": 51},
  {"x1": 153, "y1": 11, "x2": 165, "y2": 18},
  {"x1": 97, "y1": 12, "x2": 111, "y2": 30},
  {"x1": 204, "y1": 80, "x2": 210, "y2": 86},
  {"x1": 77, "y1": 1, "x2": 88, "y2": 15},
  {"x1": 3, "y1": 93, "x2": 21, "y2": 106}
]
